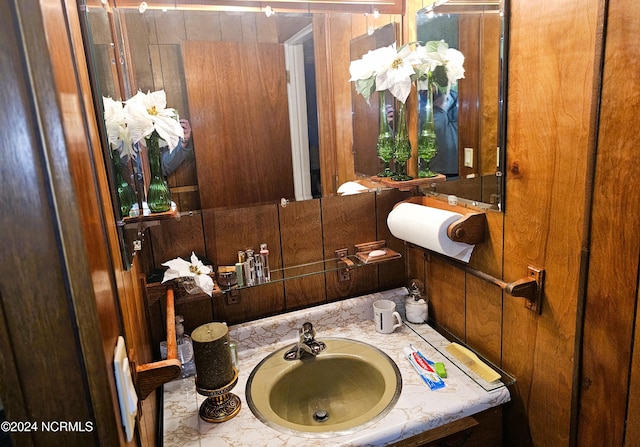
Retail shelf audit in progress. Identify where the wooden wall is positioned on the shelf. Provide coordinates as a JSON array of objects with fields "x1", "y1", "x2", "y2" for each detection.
[
  {"x1": 0, "y1": 1, "x2": 158, "y2": 446},
  {"x1": 404, "y1": 0, "x2": 640, "y2": 446},
  {"x1": 115, "y1": 9, "x2": 398, "y2": 205},
  {"x1": 142, "y1": 189, "x2": 410, "y2": 351},
  {"x1": 579, "y1": 0, "x2": 640, "y2": 444}
]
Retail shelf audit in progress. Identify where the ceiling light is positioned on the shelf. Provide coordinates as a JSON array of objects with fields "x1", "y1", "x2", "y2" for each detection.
[
  {"x1": 264, "y1": 6, "x2": 274, "y2": 17},
  {"x1": 138, "y1": 2, "x2": 148, "y2": 13}
]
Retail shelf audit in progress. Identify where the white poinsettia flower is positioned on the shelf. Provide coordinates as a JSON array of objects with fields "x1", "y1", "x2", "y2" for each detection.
[
  {"x1": 349, "y1": 44, "x2": 402, "y2": 104},
  {"x1": 349, "y1": 57, "x2": 375, "y2": 81},
  {"x1": 349, "y1": 43, "x2": 403, "y2": 83},
  {"x1": 348, "y1": 40, "x2": 464, "y2": 105},
  {"x1": 103, "y1": 97, "x2": 137, "y2": 159},
  {"x1": 375, "y1": 44, "x2": 415, "y2": 103},
  {"x1": 124, "y1": 90, "x2": 184, "y2": 153},
  {"x1": 444, "y1": 47, "x2": 465, "y2": 84},
  {"x1": 414, "y1": 41, "x2": 465, "y2": 92},
  {"x1": 161, "y1": 252, "x2": 213, "y2": 296},
  {"x1": 189, "y1": 252, "x2": 212, "y2": 276},
  {"x1": 412, "y1": 45, "x2": 443, "y2": 76}
]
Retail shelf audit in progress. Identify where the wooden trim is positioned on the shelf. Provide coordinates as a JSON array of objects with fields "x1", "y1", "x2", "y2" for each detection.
[
  {"x1": 389, "y1": 416, "x2": 478, "y2": 447},
  {"x1": 113, "y1": 0, "x2": 404, "y2": 14},
  {"x1": 314, "y1": 14, "x2": 339, "y2": 196}
]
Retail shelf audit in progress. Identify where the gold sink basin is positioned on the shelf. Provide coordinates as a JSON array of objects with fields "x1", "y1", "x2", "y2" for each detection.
[{"x1": 245, "y1": 337, "x2": 402, "y2": 437}]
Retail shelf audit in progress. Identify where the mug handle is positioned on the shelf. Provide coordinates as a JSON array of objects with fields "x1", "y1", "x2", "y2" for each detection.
[{"x1": 392, "y1": 311, "x2": 402, "y2": 330}]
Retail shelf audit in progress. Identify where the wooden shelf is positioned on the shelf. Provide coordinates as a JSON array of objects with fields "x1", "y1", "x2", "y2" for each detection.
[
  {"x1": 370, "y1": 174, "x2": 447, "y2": 191},
  {"x1": 121, "y1": 203, "x2": 179, "y2": 227}
]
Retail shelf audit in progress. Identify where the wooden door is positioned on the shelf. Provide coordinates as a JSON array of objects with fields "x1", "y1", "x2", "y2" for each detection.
[{"x1": 182, "y1": 41, "x2": 294, "y2": 210}]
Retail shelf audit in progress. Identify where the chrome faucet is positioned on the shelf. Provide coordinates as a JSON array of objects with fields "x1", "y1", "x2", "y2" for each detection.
[{"x1": 284, "y1": 322, "x2": 326, "y2": 360}]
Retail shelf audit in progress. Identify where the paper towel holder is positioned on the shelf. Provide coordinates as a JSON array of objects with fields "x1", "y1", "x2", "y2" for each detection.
[{"x1": 399, "y1": 196, "x2": 486, "y2": 245}]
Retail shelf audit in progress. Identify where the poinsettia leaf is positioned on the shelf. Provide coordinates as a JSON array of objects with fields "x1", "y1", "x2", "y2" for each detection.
[
  {"x1": 355, "y1": 78, "x2": 376, "y2": 104},
  {"x1": 425, "y1": 40, "x2": 445, "y2": 52}
]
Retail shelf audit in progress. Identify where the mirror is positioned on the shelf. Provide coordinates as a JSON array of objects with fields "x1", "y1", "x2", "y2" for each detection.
[
  {"x1": 81, "y1": 3, "x2": 402, "y2": 267},
  {"x1": 351, "y1": 0, "x2": 508, "y2": 210},
  {"x1": 351, "y1": 24, "x2": 398, "y2": 178},
  {"x1": 417, "y1": 0, "x2": 508, "y2": 209},
  {"x1": 81, "y1": 4, "x2": 141, "y2": 267}
]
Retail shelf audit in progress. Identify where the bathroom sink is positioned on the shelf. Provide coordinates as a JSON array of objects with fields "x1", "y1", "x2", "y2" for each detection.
[{"x1": 245, "y1": 337, "x2": 402, "y2": 437}]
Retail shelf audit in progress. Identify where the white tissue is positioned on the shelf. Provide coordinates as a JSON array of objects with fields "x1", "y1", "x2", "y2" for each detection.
[
  {"x1": 162, "y1": 252, "x2": 214, "y2": 296},
  {"x1": 387, "y1": 202, "x2": 475, "y2": 262},
  {"x1": 337, "y1": 181, "x2": 369, "y2": 196}
]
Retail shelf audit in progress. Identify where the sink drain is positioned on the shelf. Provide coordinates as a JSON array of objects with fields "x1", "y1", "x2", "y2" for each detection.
[{"x1": 313, "y1": 409, "x2": 329, "y2": 422}]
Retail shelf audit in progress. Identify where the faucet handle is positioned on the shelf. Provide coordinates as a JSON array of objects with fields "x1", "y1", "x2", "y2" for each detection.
[
  {"x1": 310, "y1": 340, "x2": 326, "y2": 355},
  {"x1": 300, "y1": 322, "x2": 316, "y2": 342}
]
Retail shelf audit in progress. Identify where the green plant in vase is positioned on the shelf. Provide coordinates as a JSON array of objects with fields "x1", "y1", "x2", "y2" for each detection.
[
  {"x1": 417, "y1": 83, "x2": 438, "y2": 178},
  {"x1": 111, "y1": 150, "x2": 136, "y2": 217},
  {"x1": 103, "y1": 97, "x2": 138, "y2": 218},
  {"x1": 392, "y1": 101, "x2": 413, "y2": 181},
  {"x1": 348, "y1": 41, "x2": 464, "y2": 181},
  {"x1": 124, "y1": 90, "x2": 184, "y2": 214},
  {"x1": 145, "y1": 131, "x2": 172, "y2": 213},
  {"x1": 414, "y1": 42, "x2": 466, "y2": 178},
  {"x1": 376, "y1": 90, "x2": 395, "y2": 177}
]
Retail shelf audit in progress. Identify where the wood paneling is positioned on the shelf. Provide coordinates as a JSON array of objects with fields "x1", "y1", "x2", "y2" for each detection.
[
  {"x1": 331, "y1": 14, "x2": 358, "y2": 187},
  {"x1": 279, "y1": 199, "x2": 327, "y2": 310},
  {"x1": 183, "y1": 40, "x2": 295, "y2": 210},
  {"x1": 376, "y1": 189, "x2": 412, "y2": 290},
  {"x1": 479, "y1": 13, "x2": 501, "y2": 176},
  {"x1": 206, "y1": 205, "x2": 286, "y2": 323},
  {"x1": 503, "y1": 0, "x2": 600, "y2": 445},
  {"x1": 313, "y1": 14, "x2": 339, "y2": 196},
  {"x1": 322, "y1": 193, "x2": 379, "y2": 301},
  {"x1": 465, "y1": 276, "x2": 502, "y2": 366},
  {"x1": 426, "y1": 257, "x2": 466, "y2": 336},
  {"x1": 144, "y1": 192, "x2": 409, "y2": 330},
  {"x1": 0, "y1": 0, "x2": 153, "y2": 445},
  {"x1": 148, "y1": 212, "x2": 207, "y2": 270},
  {"x1": 579, "y1": 0, "x2": 640, "y2": 445}
]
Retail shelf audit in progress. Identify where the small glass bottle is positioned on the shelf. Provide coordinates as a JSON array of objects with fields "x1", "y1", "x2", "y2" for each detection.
[
  {"x1": 254, "y1": 252, "x2": 264, "y2": 284},
  {"x1": 260, "y1": 243, "x2": 270, "y2": 282},
  {"x1": 245, "y1": 249, "x2": 255, "y2": 286},
  {"x1": 235, "y1": 262, "x2": 245, "y2": 287},
  {"x1": 160, "y1": 315, "x2": 195, "y2": 378}
]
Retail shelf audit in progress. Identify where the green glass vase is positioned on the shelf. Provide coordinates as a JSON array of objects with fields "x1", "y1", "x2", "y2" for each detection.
[
  {"x1": 146, "y1": 131, "x2": 172, "y2": 213},
  {"x1": 392, "y1": 101, "x2": 412, "y2": 181},
  {"x1": 376, "y1": 90, "x2": 394, "y2": 177},
  {"x1": 417, "y1": 86, "x2": 438, "y2": 178},
  {"x1": 111, "y1": 151, "x2": 136, "y2": 218}
]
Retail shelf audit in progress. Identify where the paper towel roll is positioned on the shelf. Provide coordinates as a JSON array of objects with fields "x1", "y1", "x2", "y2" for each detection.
[{"x1": 387, "y1": 202, "x2": 475, "y2": 262}]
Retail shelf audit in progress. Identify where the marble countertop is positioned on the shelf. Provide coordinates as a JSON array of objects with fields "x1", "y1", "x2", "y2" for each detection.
[{"x1": 163, "y1": 288, "x2": 511, "y2": 447}]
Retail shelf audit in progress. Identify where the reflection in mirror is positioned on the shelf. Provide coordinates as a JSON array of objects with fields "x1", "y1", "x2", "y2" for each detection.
[
  {"x1": 113, "y1": 9, "x2": 320, "y2": 210},
  {"x1": 416, "y1": 0, "x2": 508, "y2": 209},
  {"x1": 351, "y1": 23, "x2": 397, "y2": 177},
  {"x1": 82, "y1": 4, "x2": 402, "y2": 268},
  {"x1": 82, "y1": 5, "x2": 141, "y2": 268}
]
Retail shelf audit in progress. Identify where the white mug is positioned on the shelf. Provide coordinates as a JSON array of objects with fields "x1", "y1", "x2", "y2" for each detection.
[{"x1": 373, "y1": 300, "x2": 403, "y2": 334}]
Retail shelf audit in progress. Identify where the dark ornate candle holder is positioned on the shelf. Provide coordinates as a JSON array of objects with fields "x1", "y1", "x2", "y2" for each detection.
[{"x1": 195, "y1": 368, "x2": 241, "y2": 423}]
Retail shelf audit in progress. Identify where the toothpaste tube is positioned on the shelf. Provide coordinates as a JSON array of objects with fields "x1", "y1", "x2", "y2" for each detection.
[{"x1": 403, "y1": 345, "x2": 446, "y2": 390}]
